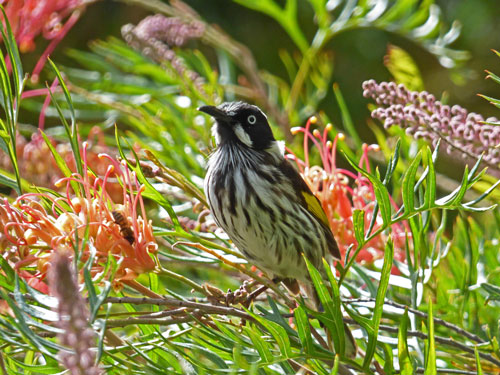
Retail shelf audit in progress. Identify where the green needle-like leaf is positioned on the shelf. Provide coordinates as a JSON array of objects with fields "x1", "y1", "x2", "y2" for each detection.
[
  {"x1": 343, "y1": 151, "x2": 392, "y2": 225},
  {"x1": 475, "y1": 346, "x2": 484, "y2": 375},
  {"x1": 424, "y1": 298, "x2": 437, "y2": 375},
  {"x1": 363, "y1": 239, "x2": 394, "y2": 369},
  {"x1": 401, "y1": 150, "x2": 422, "y2": 215},
  {"x1": 352, "y1": 209, "x2": 365, "y2": 246},
  {"x1": 423, "y1": 147, "x2": 436, "y2": 209},
  {"x1": 294, "y1": 305, "x2": 314, "y2": 355},
  {"x1": 398, "y1": 308, "x2": 414, "y2": 375}
]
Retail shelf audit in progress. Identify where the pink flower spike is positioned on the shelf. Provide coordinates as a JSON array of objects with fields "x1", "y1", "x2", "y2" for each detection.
[
  {"x1": 99, "y1": 153, "x2": 130, "y2": 206},
  {"x1": 17, "y1": 192, "x2": 66, "y2": 215},
  {"x1": 99, "y1": 165, "x2": 115, "y2": 198},
  {"x1": 49, "y1": 251, "x2": 103, "y2": 374},
  {"x1": 302, "y1": 124, "x2": 327, "y2": 170}
]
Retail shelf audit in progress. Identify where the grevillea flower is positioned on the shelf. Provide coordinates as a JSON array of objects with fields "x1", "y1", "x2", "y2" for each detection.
[
  {"x1": 121, "y1": 14, "x2": 205, "y2": 90},
  {"x1": 363, "y1": 80, "x2": 500, "y2": 168},
  {"x1": 286, "y1": 117, "x2": 407, "y2": 267},
  {"x1": 49, "y1": 251, "x2": 103, "y2": 375},
  {"x1": 0, "y1": 143, "x2": 157, "y2": 292},
  {"x1": 0, "y1": 128, "x2": 123, "y2": 201},
  {"x1": 130, "y1": 14, "x2": 204, "y2": 48},
  {"x1": 1, "y1": 0, "x2": 90, "y2": 81}
]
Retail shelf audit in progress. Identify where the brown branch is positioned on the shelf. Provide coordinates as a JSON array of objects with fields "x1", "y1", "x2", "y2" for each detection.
[
  {"x1": 105, "y1": 314, "x2": 196, "y2": 328},
  {"x1": 137, "y1": 307, "x2": 188, "y2": 319},
  {"x1": 123, "y1": 279, "x2": 164, "y2": 299},
  {"x1": 416, "y1": 369, "x2": 484, "y2": 375},
  {"x1": 345, "y1": 318, "x2": 500, "y2": 368},
  {"x1": 103, "y1": 296, "x2": 254, "y2": 321},
  {"x1": 346, "y1": 298, "x2": 485, "y2": 344},
  {"x1": 172, "y1": 241, "x2": 295, "y2": 308}
]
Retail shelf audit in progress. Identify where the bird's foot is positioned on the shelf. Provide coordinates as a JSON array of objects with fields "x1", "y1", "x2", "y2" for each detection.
[
  {"x1": 241, "y1": 278, "x2": 282, "y2": 308},
  {"x1": 203, "y1": 281, "x2": 251, "y2": 306}
]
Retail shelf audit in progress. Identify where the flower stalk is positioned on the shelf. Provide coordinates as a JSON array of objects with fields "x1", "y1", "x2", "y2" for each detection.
[{"x1": 49, "y1": 250, "x2": 102, "y2": 375}]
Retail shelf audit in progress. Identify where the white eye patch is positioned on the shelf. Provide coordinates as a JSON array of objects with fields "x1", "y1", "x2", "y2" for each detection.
[
  {"x1": 247, "y1": 115, "x2": 257, "y2": 124},
  {"x1": 233, "y1": 123, "x2": 253, "y2": 147}
]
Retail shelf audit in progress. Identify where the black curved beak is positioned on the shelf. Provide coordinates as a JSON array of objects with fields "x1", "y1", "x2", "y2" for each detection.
[{"x1": 198, "y1": 105, "x2": 230, "y2": 122}]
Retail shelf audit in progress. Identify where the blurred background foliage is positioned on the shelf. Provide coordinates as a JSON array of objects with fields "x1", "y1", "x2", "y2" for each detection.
[
  {"x1": 19, "y1": 0, "x2": 500, "y2": 126},
  {"x1": 1, "y1": 0, "x2": 500, "y2": 374}
]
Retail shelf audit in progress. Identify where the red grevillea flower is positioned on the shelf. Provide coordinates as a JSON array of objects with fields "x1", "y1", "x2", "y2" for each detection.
[
  {"x1": 0, "y1": 143, "x2": 157, "y2": 292},
  {"x1": 286, "y1": 117, "x2": 407, "y2": 268},
  {"x1": 1, "y1": 0, "x2": 90, "y2": 81}
]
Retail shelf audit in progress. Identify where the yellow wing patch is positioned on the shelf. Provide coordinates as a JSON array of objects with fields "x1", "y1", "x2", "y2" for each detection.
[{"x1": 301, "y1": 191, "x2": 330, "y2": 228}]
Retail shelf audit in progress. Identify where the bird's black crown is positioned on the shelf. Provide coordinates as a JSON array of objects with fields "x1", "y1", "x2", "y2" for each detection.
[{"x1": 199, "y1": 101, "x2": 276, "y2": 150}]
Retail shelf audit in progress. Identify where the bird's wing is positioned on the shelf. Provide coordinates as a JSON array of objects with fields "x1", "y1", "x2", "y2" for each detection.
[
  {"x1": 301, "y1": 190, "x2": 330, "y2": 228},
  {"x1": 280, "y1": 159, "x2": 341, "y2": 259}
]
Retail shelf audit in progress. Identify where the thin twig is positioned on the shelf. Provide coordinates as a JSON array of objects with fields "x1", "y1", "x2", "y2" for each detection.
[
  {"x1": 243, "y1": 284, "x2": 269, "y2": 308},
  {"x1": 345, "y1": 319, "x2": 500, "y2": 368},
  {"x1": 106, "y1": 315, "x2": 195, "y2": 328},
  {"x1": 99, "y1": 307, "x2": 191, "y2": 319},
  {"x1": 416, "y1": 369, "x2": 482, "y2": 374},
  {"x1": 172, "y1": 241, "x2": 295, "y2": 308},
  {"x1": 156, "y1": 267, "x2": 209, "y2": 296},
  {"x1": 137, "y1": 307, "x2": 188, "y2": 319},
  {"x1": 310, "y1": 324, "x2": 329, "y2": 350},
  {"x1": 122, "y1": 279, "x2": 163, "y2": 299},
  {"x1": 103, "y1": 296, "x2": 254, "y2": 321},
  {"x1": 346, "y1": 298, "x2": 485, "y2": 344}
]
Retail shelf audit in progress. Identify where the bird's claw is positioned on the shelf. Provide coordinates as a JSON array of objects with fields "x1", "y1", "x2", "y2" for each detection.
[{"x1": 203, "y1": 281, "x2": 251, "y2": 306}]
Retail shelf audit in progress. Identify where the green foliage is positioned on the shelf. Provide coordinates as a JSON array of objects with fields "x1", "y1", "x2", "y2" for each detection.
[
  {"x1": 384, "y1": 44, "x2": 425, "y2": 91},
  {"x1": 397, "y1": 309, "x2": 414, "y2": 374},
  {"x1": 234, "y1": 0, "x2": 467, "y2": 122},
  {"x1": 0, "y1": 1, "x2": 499, "y2": 374},
  {"x1": 424, "y1": 299, "x2": 436, "y2": 375},
  {"x1": 0, "y1": 6, "x2": 25, "y2": 194}
]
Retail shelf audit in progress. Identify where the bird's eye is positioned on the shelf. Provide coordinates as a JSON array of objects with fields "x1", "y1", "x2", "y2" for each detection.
[{"x1": 247, "y1": 115, "x2": 257, "y2": 124}]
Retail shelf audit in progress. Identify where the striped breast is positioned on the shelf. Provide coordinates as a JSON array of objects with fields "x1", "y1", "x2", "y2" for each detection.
[{"x1": 204, "y1": 143, "x2": 332, "y2": 281}]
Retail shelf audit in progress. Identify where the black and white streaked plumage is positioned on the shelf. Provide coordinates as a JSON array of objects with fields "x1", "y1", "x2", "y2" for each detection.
[{"x1": 199, "y1": 101, "x2": 341, "y2": 286}]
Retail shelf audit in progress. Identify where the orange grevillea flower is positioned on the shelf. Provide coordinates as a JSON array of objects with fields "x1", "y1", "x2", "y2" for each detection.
[
  {"x1": 286, "y1": 117, "x2": 407, "y2": 269},
  {"x1": 0, "y1": 142, "x2": 157, "y2": 293},
  {"x1": 0, "y1": 128, "x2": 124, "y2": 202}
]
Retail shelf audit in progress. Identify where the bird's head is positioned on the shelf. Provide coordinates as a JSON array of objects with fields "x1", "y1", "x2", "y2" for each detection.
[{"x1": 198, "y1": 101, "x2": 276, "y2": 151}]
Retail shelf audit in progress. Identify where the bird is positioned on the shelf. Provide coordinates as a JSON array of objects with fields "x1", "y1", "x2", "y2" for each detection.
[
  {"x1": 200, "y1": 102, "x2": 357, "y2": 366},
  {"x1": 199, "y1": 101, "x2": 341, "y2": 295}
]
